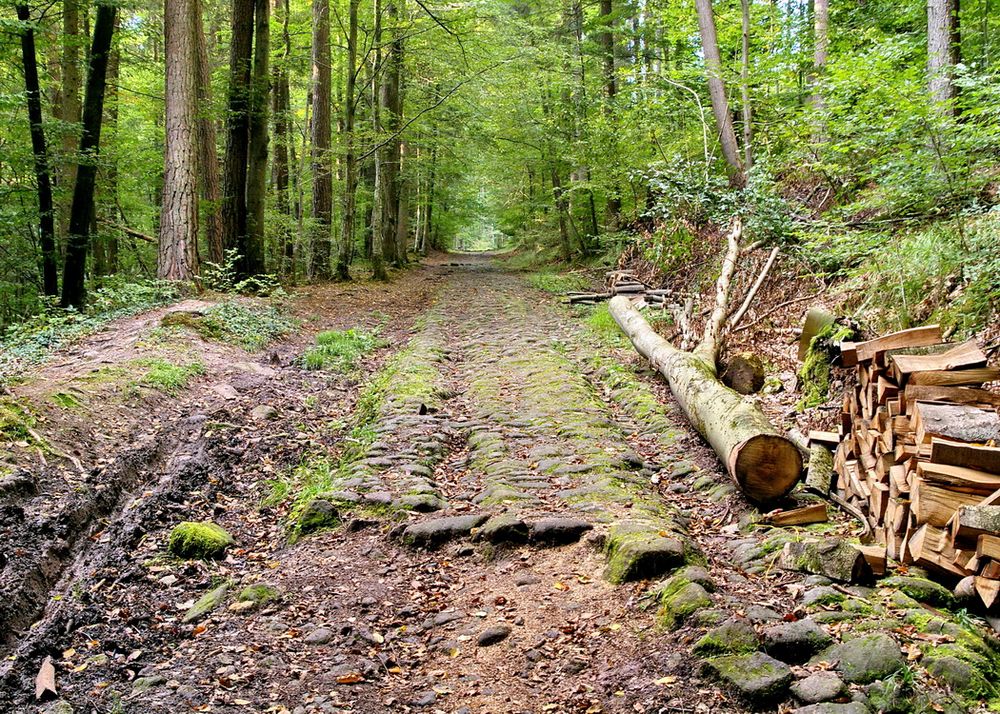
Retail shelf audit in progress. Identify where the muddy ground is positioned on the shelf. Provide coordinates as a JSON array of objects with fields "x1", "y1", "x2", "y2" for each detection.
[{"x1": 1, "y1": 255, "x2": 996, "y2": 714}]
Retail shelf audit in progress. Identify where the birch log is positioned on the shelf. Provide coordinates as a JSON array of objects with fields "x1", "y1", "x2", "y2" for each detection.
[{"x1": 609, "y1": 295, "x2": 802, "y2": 504}]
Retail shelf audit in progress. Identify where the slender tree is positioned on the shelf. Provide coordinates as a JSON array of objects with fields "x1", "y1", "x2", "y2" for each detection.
[
  {"x1": 245, "y1": 0, "x2": 270, "y2": 275},
  {"x1": 380, "y1": 0, "x2": 404, "y2": 267},
  {"x1": 16, "y1": 4, "x2": 58, "y2": 295},
  {"x1": 928, "y1": 0, "x2": 960, "y2": 113},
  {"x1": 221, "y1": 0, "x2": 255, "y2": 267},
  {"x1": 694, "y1": 0, "x2": 745, "y2": 185},
  {"x1": 599, "y1": 0, "x2": 621, "y2": 228},
  {"x1": 811, "y1": 0, "x2": 829, "y2": 139},
  {"x1": 272, "y1": 0, "x2": 294, "y2": 276},
  {"x1": 370, "y1": 0, "x2": 388, "y2": 280},
  {"x1": 62, "y1": 1, "x2": 117, "y2": 308},
  {"x1": 336, "y1": 0, "x2": 360, "y2": 280},
  {"x1": 58, "y1": 0, "x2": 82, "y2": 239},
  {"x1": 739, "y1": 0, "x2": 753, "y2": 169},
  {"x1": 195, "y1": 0, "x2": 224, "y2": 264},
  {"x1": 310, "y1": 0, "x2": 333, "y2": 278}
]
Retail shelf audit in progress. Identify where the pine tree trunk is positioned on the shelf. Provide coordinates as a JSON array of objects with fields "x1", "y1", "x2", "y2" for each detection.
[
  {"x1": 272, "y1": 0, "x2": 293, "y2": 277},
  {"x1": 195, "y1": 0, "x2": 224, "y2": 264},
  {"x1": 221, "y1": 0, "x2": 254, "y2": 263},
  {"x1": 61, "y1": 3, "x2": 117, "y2": 308},
  {"x1": 694, "y1": 0, "x2": 745, "y2": 186},
  {"x1": 336, "y1": 0, "x2": 359, "y2": 280},
  {"x1": 158, "y1": 0, "x2": 200, "y2": 281},
  {"x1": 310, "y1": 0, "x2": 333, "y2": 279},
  {"x1": 599, "y1": 0, "x2": 621, "y2": 228},
  {"x1": 370, "y1": 0, "x2": 388, "y2": 280},
  {"x1": 245, "y1": 0, "x2": 269, "y2": 276},
  {"x1": 16, "y1": 4, "x2": 59, "y2": 295}
]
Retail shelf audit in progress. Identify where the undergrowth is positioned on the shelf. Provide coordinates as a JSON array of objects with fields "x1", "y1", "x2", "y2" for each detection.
[
  {"x1": 197, "y1": 301, "x2": 294, "y2": 351},
  {"x1": 133, "y1": 359, "x2": 205, "y2": 394},
  {"x1": 302, "y1": 327, "x2": 384, "y2": 372},
  {"x1": 527, "y1": 271, "x2": 590, "y2": 294}
]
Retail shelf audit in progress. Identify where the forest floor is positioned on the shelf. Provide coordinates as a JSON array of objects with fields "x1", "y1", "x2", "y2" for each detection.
[{"x1": 0, "y1": 254, "x2": 996, "y2": 714}]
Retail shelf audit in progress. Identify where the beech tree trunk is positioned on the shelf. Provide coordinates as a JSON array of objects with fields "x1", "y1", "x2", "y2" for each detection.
[
  {"x1": 221, "y1": 0, "x2": 254, "y2": 264},
  {"x1": 195, "y1": 0, "x2": 224, "y2": 264},
  {"x1": 739, "y1": 0, "x2": 753, "y2": 169},
  {"x1": 336, "y1": 0, "x2": 359, "y2": 280},
  {"x1": 928, "y1": 0, "x2": 959, "y2": 113},
  {"x1": 694, "y1": 0, "x2": 745, "y2": 186},
  {"x1": 272, "y1": 0, "x2": 293, "y2": 276},
  {"x1": 245, "y1": 0, "x2": 269, "y2": 276},
  {"x1": 370, "y1": 0, "x2": 388, "y2": 280},
  {"x1": 94, "y1": 34, "x2": 120, "y2": 277},
  {"x1": 58, "y1": 0, "x2": 82, "y2": 240},
  {"x1": 61, "y1": 3, "x2": 117, "y2": 309},
  {"x1": 159, "y1": 0, "x2": 200, "y2": 281},
  {"x1": 608, "y1": 295, "x2": 802, "y2": 504},
  {"x1": 17, "y1": 4, "x2": 59, "y2": 296},
  {"x1": 310, "y1": 0, "x2": 333, "y2": 279},
  {"x1": 380, "y1": 0, "x2": 403, "y2": 267}
]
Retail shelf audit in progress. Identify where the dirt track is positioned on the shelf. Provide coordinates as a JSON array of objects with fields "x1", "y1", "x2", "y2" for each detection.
[{"x1": 1, "y1": 256, "x2": 993, "y2": 713}]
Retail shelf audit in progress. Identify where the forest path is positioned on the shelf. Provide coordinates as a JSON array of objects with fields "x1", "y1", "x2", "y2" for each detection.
[{"x1": 1, "y1": 257, "x2": 806, "y2": 714}]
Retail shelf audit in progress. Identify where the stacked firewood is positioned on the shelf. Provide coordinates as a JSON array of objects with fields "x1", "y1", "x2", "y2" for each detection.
[
  {"x1": 818, "y1": 325, "x2": 1000, "y2": 607},
  {"x1": 565, "y1": 270, "x2": 686, "y2": 306}
]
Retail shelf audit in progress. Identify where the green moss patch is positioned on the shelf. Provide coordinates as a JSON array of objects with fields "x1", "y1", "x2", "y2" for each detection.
[
  {"x1": 798, "y1": 321, "x2": 857, "y2": 409},
  {"x1": 133, "y1": 358, "x2": 204, "y2": 394},
  {"x1": 167, "y1": 521, "x2": 234, "y2": 559},
  {"x1": 603, "y1": 521, "x2": 688, "y2": 584},
  {"x1": 302, "y1": 327, "x2": 383, "y2": 372}
]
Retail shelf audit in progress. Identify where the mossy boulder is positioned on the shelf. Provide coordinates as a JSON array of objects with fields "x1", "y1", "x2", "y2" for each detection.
[
  {"x1": 182, "y1": 582, "x2": 230, "y2": 623},
  {"x1": 703, "y1": 652, "x2": 793, "y2": 705},
  {"x1": 762, "y1": 618, "x2": 833, "y2": 663},
  {"x1": 168, "y1": 521, "x2": 233, "y2": 559},
  {"x1": 693, "y1": 619, "x2": 760, "y2": 657},
  {"x1": 233, "y1": 583, "x2": 281, "y2": 612},
  {"x1": 475, "y1": 513, "x2": 529, "y2": 544},
  {"x1": 401, "y1": 514, "x2": 488, "y2": 549},
  {"x1": 298, "y1": 499, "x2": 341, "y2": 533},
  {"x1": 657, "y1": 576, "x2": 712, "y2": 630},
  {"x1": 603, "y1": 521, "x2": 687, "y2": 584},
  {"x1": 817, "y1": 633, "x2": 904, "y2": 684},
  {"x1": 882, "y1": 576, "x2": 955, "y2": 609}
]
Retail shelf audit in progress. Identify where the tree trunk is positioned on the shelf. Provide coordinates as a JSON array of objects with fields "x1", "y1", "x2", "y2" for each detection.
[
  {"x1": 245, "y1": 0, "x2": 269, "y2": 276},
  {"x1": 928, "y1": 0, "x2": 959, "y2": 112},
  {"x1": 370, "y1": 0, "x2": 388, "y2": 280},
  {"x1": 810, "y1": 0, "x2": 829, "y2": 141},
  {"x1": 310, "y1": 0, "x2": 333, "y2": 279},
  {"x1": 598, "y1": 0, "x2": 621, "y2": 229},
  {"x1": 336, "y1": 0, "x2": 359, "y2": 280},
  {"x1": 94, "y1": 33, "x2": 120, "y2": 277},
  {"x1": 272, "y1": 0, "x2": 293, "y2": 277},
  {"x1": 221, "y1": 0, "x2": 254, "y2": 263},
  {"x1": 694, "y1": 0, "x2": 745, "y2": 186},
  {"x1": 739, "y1": 0, "x2": 753, "y2": 170},
  {"x1": 380, "y1": 0, "x2": 403, "y2": 268},
  {"x1": 159, "y1": 0, "x2": 200, "y2": 281},
  {"x1": 17, "y1": 4, "x2": 59, "y2": 296},
  {"x1": 607, "y1": 294, "x2": 802, "y2": 504},
  {"x1": 423, "y1": 143, "x2": 435, "y2": 253},
  {"x1": 551, "y1": 166, "x2": 573, "y2": 262},
  {"x1": 61, "y1": 3, "x2": 117, "y2": 308},
  {"x1": 195, "y1": 0, "x2": 224, "y2": 264},
  {"x1": 396, "y1": 141, "x2": 410, "y2": 256},
  {"x1": 59, "y1": 0, "x2": 82, "y2": 241}
]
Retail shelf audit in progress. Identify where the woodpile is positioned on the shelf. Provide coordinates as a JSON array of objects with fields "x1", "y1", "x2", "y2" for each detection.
[
  {"x1": 565, "y1": 270, "x2": 689, "y2": 306},
  {"x1": 819, "y1": 324, "x2": 1000, "y2": 607}
]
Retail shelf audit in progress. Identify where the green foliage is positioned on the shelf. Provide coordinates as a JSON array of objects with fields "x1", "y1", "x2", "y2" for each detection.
[
  {"x1": 302, "y1": 328, "x2": 383, "y2": 372},
  {"x1": 526, "y1": 271, "x2": 590, "y2": 294},
  {"x1": 0, "y1": 398, "x2": 37, "y2": 442},
  {"x1": 585, "y1": 305, "x2": 626, "y2": 347},
  {"x1": 198, "y1": 301, "x2": 294, "y2": 351},
  {"x1": 133, "y1": 358, "x2": 205, "y2": 394},
  {"x1": 202, "y1": 250, "x2": 283, "y2": 296},
  {"x1": 167, "y1": 521, "x2": 234, "y2": 559}
]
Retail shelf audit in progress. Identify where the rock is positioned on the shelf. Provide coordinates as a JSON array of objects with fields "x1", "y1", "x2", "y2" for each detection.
[
  {"x1": 692, "y1": 609, "x2": 729, "y2": 627},
  {"x1": 692, "y1": 619, "x2": 760, "y2": 657},
  {"x1": 602, "y1": 521, "x2": 687, "y2": 584},
  {"x1": 673, "y1": 565, "x2": 716, "y2": 592},
  {"x1": 304, "y1": 627, "x2": 335, "y2": 645},
  {"x1": 210, "y1": 383, "x2": 239, "y2": 400},
  {"x1": 0, "y1": 469, "x2": 37, "y2": 498},
  {"x1": 881, "y1": 576, "x2": 956, "y2": 609},
  {"x1": 298, "y1": 499, "x2": 340, "y2": 533},
  {"x1": 703, "y1": 652, "x2": 793, "y2": 705},
  {"x1": 182, "y1": 582, "x2": 230, "y2": 623},
  {"x1": 793, "y1": 704, "x2": 869, "y2": 714},
  {"x1": 167, "y1": 521, "x2": 233, "y2": 559},
  {"x1": 412, "y1": 690, "x2": 437, "y2": 707},
  {"x1": 477, "y1": 514, "x2": 529, "y2": 544},
  {"x1": 722, "y1": 352, "x2": 765, "y2": 395},
  {"x1": 46, "y1": 701, "x2": 75, "y2": 714},
  {"x1": 251, "y1": 404, "x2": 279, "y2": 421},
  {"x1": 528, "y1": 518, "x2": 593, "y2": 546},
  {"x1": 131, "y1": 675, "x2": 167, "y2": 694},
  {"x1": 762, "y1": 619, "x2": 832, "y2": 663},
  {"x1": 395, "y1": 494, "x2": 447, "y2": 512},
  {"x1": 477, "y1": 625, "x2": 512, "y2": 647},
  {"x1": 235, "y1": 583, "x2": 281, "y2": 610},
  {"x1": 746, "y1": 605, "x2": 783, "y2": 623},
  {"x1": 791, "y1": 671, "x2": 847, "y2": 704},
  {"x1": 780, "y1": 539, "x2": 874, "y2": 584},
  {"x1": 402, "y1": 514, "x2": 488, "y2": 549},
  {"x1": 658, "y1": 578, "x2": 712, "y2": 630},
  {"x1": 515, "y1": 572, "x2": 540, "y2": 586},
  {"x1": 802, "y1": 586, "x2": 846, "y2": 608},
  {"x1": 819, "y1": 633, "x2": 904, "y2": 684},
  {"x1": 924, "y1": 655, "x2": 978, "y2": 693}
]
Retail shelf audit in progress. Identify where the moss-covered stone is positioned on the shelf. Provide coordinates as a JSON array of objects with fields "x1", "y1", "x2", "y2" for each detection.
[
  {"x1": 182, "y1": 582, "x2": 230, "y2": 622},
  {"x1": 475, "y1": 513, "x2": 529, "y2": 544},
  {"x1": 657, "y1": 577, "x2": 712, "y2": 630},
  {"x1": 817, "y1": 633, "x2": 904, "y2": 684},
  {"x1": 167, "y1": 521, "x2": 233, "y2": 559},
  {"x1": 298, "y1": 499, "x2": 341, "y2": 533},
  {"x1": 603, "y1": 521, "x2": 687, "y2": 584},
  {"x1": 702, "y1": 652, "x2": 793, "y2": 705},
  {"x1": 236, "y1": 583, "x2": 281, "y2": 608},
  {"x1": 798, "y1": 321, "x2": 856, "y2": 409},
  {"x1": 762, "y1": 619, "x2": 832, "y2": 663},
  {"x1": 693, "y1": 619, "x2": 760, "y2": 657},
  {"x1": 882, "y1": 576, "x2": 955, "y2": 609}
]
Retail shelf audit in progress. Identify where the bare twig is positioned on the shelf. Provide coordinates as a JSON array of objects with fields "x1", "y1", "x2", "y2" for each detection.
[
  {"x1": 696, "y1": 217, "x2": 742, "y2": 361},
  {"x1": 733, "y1": 287, "x2": 827, "y2": 333},
  {"x1": 727, "y1": 245, "x2": 780, "y2": 332}
]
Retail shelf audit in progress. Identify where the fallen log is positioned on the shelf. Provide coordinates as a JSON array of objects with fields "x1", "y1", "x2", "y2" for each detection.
[{"x1": 608, "y1": 294, "x2": 802, "y2": 504}]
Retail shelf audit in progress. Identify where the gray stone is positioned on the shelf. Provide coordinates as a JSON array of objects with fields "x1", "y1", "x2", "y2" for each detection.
[
  {"x1": 658, "y1": 580, "x2": 713, "y2": 630},
  {"x1": 182, "y1": 583, "x2": 229, "y2": 623},
  {"x1": 477, "y1": 514, "x2": 529, "y2": 544},
  {"x1": 803, "y1": 586, "x2": 846, "y2": 608},
  {"x1": 603, "y1": 521, "x2": 687, "y2": 584},
  {"x1": 791, "y1": 671, "x2": 847, "y2": 704},
  {"x1": 402, "y1": 514, "x2": 488, "y2": 548},
  {"x1": 692, "y1": 609, "x2": 729, "y2": 627},
  {"x1": 762, "y1": 619, "x2": 833, "y2": 663},
  {"x1": 882, "y1": 576, "x2": 956, "y2": 609},
  {"x1": 819, "y1": 633, "x2": 904, "y2": 684},
  {"x1": 298, "y1": 499, "x2": 340, "y2": 533},
  {"x1": 529, "y1": 518, "x2": 593, "y2": 545},
  {"x1": 47, "y1": 701, "x2": 75, "y2": 714},
  {"x1": 477, "y1": 625, "x2": 512, "y2": 647},
  {"x1": 692, "y1": 619, "x2": 760, "y2": 657},
  {"x1": 412, "y1": 690, "x2": 437, "y2": 707},
  {"x1": 793, "y1": 705, "x2": 869, "y2": 714},
  {"x1": 304, "y1": 627, "x2": 335, "y2": 645},
  {"x1": 395, "y1": 494, "x2": 446, "y2": 512},
  {"x1": 251, "y1": 404, "x2": 279, "y2": 421},
  {"x1": 131, "y1": 675, "x2": 167, "y2": 694},
  {"x1": 362, "y1": 491, "x2": 393, "y2": 506},
  {"x1": 703, "y1": 652, "x2": 794, "y2": 705},
  {"x1": 515, "y1": 572, "x2": 540, "y2": 586},
  {"x1": 673, "y1": 565, "x2": 716, "y2": 592},
  {"x1": 925, "y1": 655, "x2": 977, "y2": 692},
  {"x1": 746, "y1": 605, "x2": 783, "y2": 623}
]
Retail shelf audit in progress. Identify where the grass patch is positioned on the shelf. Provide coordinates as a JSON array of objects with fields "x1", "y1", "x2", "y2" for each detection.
[
  {"x1": 302, "y1": 327, "x2": 383, "y2": 372},
  {"x1": 526, "y1": 271, "x2": 590, "y2": 294},
  {"x1": 133, "y1": 358, "x2": 205, "y2": 394},
  {"x1": 0, "y1": 398, "x2": 37, "y2": 442},
  {"x1": 196, "y1": 300, "x2": 295, "y2": 351},
  {"x1": 50, "y1": 391, "x2": 84, "y2": 409},
  {"x1": 585, "y1": 304, "x2": 626, "y2": 347}
]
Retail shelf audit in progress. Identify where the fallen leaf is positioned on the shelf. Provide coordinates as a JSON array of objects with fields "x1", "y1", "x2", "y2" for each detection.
[
  {"x1": 35, "y1": 656, "x2": 56, "y2": 701},
  {"x1": 553, "y1": 582, "x2": 569, "y2": 591},
  {"x1": 654, "y1": 676, "x2": 677, "y2": 686},
  {"x1": 336, "y1": 672, "x2": 364, "y2": 684}
]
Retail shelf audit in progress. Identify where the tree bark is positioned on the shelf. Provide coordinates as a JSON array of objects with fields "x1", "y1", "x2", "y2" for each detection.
[
  {"x1": 337, "y1": 0, "x2": 359, "y2": 280},
  {"x1": 61, "y1": 3, "x2": 116, "y2": 308},
  {"x1": 17, "y1": 4, "x2": 59, "y2": 296},
  {"x1": 58, "y1": 0, "x2": 82, "y2": 240},
  {"x1": 310, "y1": 0, "x2": 333, "y2": 279},
  {"x1": 928, "y1": 0, "x2": 960, "y2": 113},
  {"x1": 694, "y1": 0, "x2": 745, "y2": 186},
  {"x1": 245, "y1": 0, "x2": 269, "y2": 276},
  {"x1": 158, "y1": 0, "x2": 201, "y2": 281},
  {"x1": 739, "y1": 0, "x2": 753, "y2": 169},
  {"x1": 272, "y1": 0, "x2": 293, "y2": 277},
  {"x1": 380, "y1": 0, "x2": 404, "y2": 268},
  {"x1": 195, "y1": 0, "x2": 224, "y2": 264},
  {"x1": 221, "y1": 0, "x2": 254, "y2": 264},
  {"x1": 370, "y1": 0, "x2": 388, "y2": 280}
]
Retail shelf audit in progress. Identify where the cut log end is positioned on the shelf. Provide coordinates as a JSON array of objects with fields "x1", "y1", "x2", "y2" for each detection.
[{"x1": 731, "y1": 434, "x2": 804, "y2": 504}]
